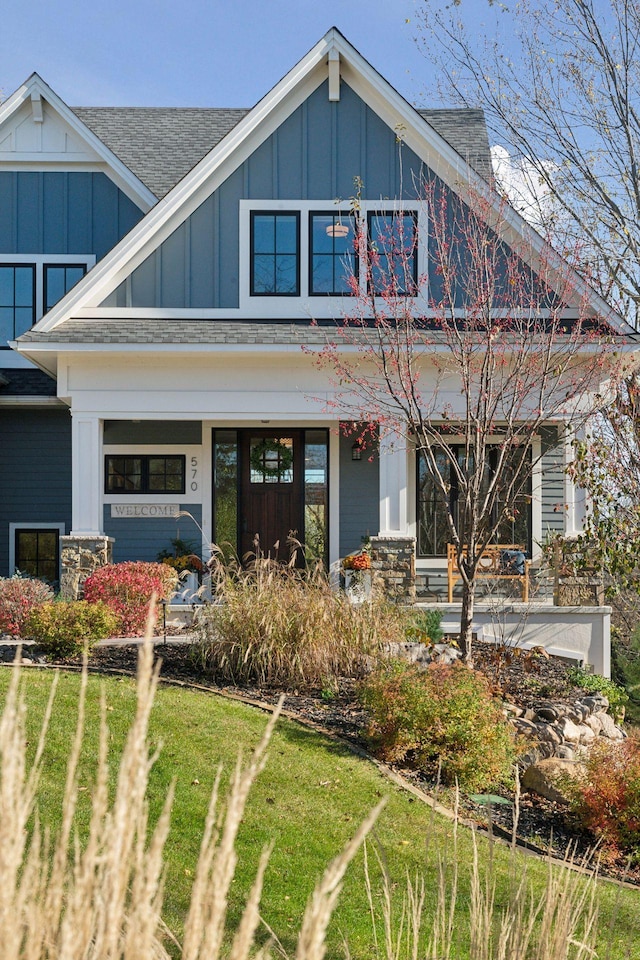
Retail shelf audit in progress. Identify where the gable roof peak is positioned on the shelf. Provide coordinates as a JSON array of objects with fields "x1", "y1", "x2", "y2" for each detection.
[{"x1": 0, "y1": 72, "x2": 157, "y2": 210}]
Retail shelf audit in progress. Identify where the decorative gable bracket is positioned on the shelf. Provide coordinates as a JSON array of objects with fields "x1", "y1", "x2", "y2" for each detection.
[
  {"x1": 30, "y1": 92, "x2": 43, "y2": 123},
  {"x1": 328, "y1": 49, "x2": 340, "y2": 101}
]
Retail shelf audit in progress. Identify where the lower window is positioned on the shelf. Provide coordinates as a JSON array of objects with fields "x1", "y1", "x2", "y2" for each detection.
[
  {"x1": 417, "y1": 445, "x2": 532, "y2": 558},
  {"x1": 105, "y1": 455, "x2": 186, "y2": 494},
  {"x1": 15, "y1": 528, "x2": 60, "y2": 582}
]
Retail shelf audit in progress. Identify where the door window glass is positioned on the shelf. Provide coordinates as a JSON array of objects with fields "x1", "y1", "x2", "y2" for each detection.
[{"x1": 249, "y1": 437, "x2": 294, "y2": 483}]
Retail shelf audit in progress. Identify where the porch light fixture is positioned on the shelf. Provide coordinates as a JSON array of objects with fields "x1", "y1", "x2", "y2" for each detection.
[
  {"x1": 326, "y1": 219, "x2": 350, "y2": 239},
  {"x1": 351, "y1": 440, "x2": 363, "y2": 461}
]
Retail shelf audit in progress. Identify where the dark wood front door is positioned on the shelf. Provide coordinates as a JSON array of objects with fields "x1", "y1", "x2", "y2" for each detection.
[{"x1": 240, "y1": 431, "x2": 304, "y2": 562}]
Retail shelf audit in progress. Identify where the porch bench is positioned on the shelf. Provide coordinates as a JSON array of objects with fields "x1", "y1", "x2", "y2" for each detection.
[{"x1": 447, "y1": 543, "x2": 531, "y2": 603}]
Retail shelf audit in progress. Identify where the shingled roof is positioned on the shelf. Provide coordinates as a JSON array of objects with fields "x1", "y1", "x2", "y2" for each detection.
[
  {"x1": 72, "y1": 105, "x2": 492, "y2": 199},
  {"x1": 17, "y1": 319, "x2": 340, "y2": 346},
  {"x1": 72, "y1": 107, "x2": 249, "y2": 199}
]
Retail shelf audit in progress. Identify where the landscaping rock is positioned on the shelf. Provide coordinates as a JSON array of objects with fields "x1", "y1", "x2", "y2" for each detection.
[
  {"x1": 535, "y1": 723, "x2": 563, "y2": 744},
  {"x1": 598, "y1": 712, "x2": 626, "y2": 740},
  {"x1": 584, "y1": 714, "x2": 603, "y2": 735},
  {"x1": 536, "y1": 704, "x2": 561, "y2": 722},
  {"x1": 558, "y1": 718, "x2": 583, "y2": 743},
  {"x1": 576, "y1": 723, "x2": 596, "y2": 745},
  {"x1": 582, "y1": 694, "x2": 609, "y2": 713},
  {"x1": 521, "y1": 758, "x2": 585, "y2": 804},
  {"x1": 513, "y1": 718, "x2": 539, "y2": 736}
]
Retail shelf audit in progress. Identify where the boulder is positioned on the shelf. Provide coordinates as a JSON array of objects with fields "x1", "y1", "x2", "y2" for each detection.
[
  {"x1": 521, "y1": 758, "x2": 585, "y2": 803},
  {"x1": 598, "y1": 712, "x2": 626, "y2": 741},
  {"x1": 581, "y1": 694, "x2": 609, "y2": 714},
  {"x1": 584, "y1": 714, "x2": 603, "y2": 735},
  {"x1": 536, "y1": 705, "x2": 560, "y2": 723},
  {"x1": 535, "y1": 723, "x2": 563, "y2": 745},
  {"x1": 559, "y1": 718, "x2": 583, "y2": 743},
  {"x1": 576, "y1": 723, "x2": 596, "y2": 745}
]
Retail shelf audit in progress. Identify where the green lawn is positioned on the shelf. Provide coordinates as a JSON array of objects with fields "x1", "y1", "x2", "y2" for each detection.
[{"x1": 6, "y1": 668, "x2": 640, "y2": 959}]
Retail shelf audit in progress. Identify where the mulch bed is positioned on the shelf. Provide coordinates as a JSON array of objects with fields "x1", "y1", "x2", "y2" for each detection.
[{"x1": 73, "y1": 640, "x2": 640, "y2": 886}]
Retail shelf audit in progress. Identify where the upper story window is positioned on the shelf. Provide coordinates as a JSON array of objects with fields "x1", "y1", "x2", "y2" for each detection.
[
  {"x1": 44, "y1": 264, "x2": 88, "y2": 313},
  {"x1": 250, "y1": 212, "x2": 300, "y2": 296},
  {"x1": 367, "y1": 211, "x2": 418, "y2": 296},
  {"x1": 0, "y1": 256, "x2": 93, "y2": 348},
  {"x1": 309, "y1": 212, "x2": 357, "y2": 295},
  {"x1": 0, "y1": 265, "x2": 35, "y2": 342}
]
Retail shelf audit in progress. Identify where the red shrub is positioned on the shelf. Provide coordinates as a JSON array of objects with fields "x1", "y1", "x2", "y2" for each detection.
[
  {"x1": 571, "y1": 736, "x2": 640, "y2": 860},
  {"x1": 83, "y1": 562, "x2": 176, "y2": 636},
  {"x1": 0, "y1": 576, "x2": 54, "y2": 637}
]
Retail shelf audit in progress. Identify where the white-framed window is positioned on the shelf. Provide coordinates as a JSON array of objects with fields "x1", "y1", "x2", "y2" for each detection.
[
  {"x1": 9, "y1": 522, "x2": 65, "y2": 583},
  {"x1": 0, "y1": 254, "x2": 95, "y2": 347},
  {"x1": 238, "y1": 200, "x2": 426, "y2": 317}
]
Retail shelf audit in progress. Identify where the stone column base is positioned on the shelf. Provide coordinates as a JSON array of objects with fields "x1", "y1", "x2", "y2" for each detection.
[
  {"x1": 60, "y1": 535, "x2": 114, "y2": 600},
  {"x1": 370, "y1": 535, "x2": 416, "y2": 603},
  {"x1": 555, "y1": 577, "x2": 605, "y2": 607}
]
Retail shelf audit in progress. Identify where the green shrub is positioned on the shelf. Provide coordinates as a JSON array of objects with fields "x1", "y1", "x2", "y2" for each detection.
[
  {"x1": 359, "y1": 659, "x2": 516, "y2": 791},
  {"x1": 26, "y1": 600, "x2": 119, "y2": 658},
  {"x1": 195, "y1": 559, "x2": 404, "y2": 688},
  {"x1": 569, "y1": 736, "x2": 640, "y2": 861},
  {"x1": 404, "y1": 608, "x2": 444, "y2": 644},
  {"x1": 612, "y1": 624, "x2": 640, "y2": 725},
  {"x1": 566, "y1": 665, "x2": 628, "y2": 723}
]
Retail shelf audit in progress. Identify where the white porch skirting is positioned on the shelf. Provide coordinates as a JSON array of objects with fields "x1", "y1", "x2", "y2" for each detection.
[{"x1": 419, "y1": 602, "x2": 611, "y2": 678}]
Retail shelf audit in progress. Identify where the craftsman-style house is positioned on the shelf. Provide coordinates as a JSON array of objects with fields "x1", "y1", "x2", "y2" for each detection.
[{"x1": 0, "y1": 30, "x2": 632, "y2": 672}]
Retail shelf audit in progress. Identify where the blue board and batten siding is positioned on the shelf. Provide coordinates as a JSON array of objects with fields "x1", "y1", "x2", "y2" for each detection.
[
  {"x1": 104, "y1": 505, "x2": 203, "y2": 564},
  {"x1": 0, "y1": 172, "x2": 144, "y2": 258},
  {"x1": 0, "y1": 408, "x2": 72, "y2": 575},
  {"x1": 105, "y1": 80, "x2": 427, "y2": 309},
  {"x1": 339, "y1": 433, "x2": 379, "y2": 557}
]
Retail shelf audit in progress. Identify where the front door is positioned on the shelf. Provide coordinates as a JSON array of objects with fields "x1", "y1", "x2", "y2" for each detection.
[{"x1": 240, "y1": 431, "x2": 304, "y2": 562}]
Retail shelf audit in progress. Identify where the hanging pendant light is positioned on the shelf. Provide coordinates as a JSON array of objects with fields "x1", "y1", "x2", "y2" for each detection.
[{"x1": 326, "y1": 217, "x2": 350, "y2": 239}]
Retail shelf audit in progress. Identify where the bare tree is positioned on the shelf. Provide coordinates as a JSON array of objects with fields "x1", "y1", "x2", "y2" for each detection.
[
  {"x1": 416, "y1": 0, "x2": 640, "y2": 326},
  {"x1": 313, "y1": 178, "x2": 616, "y2": 661}
]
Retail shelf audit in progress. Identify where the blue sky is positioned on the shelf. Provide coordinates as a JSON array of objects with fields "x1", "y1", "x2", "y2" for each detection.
[{"x1": 0, "y1": 0, "x2": 505, "y2": 108}]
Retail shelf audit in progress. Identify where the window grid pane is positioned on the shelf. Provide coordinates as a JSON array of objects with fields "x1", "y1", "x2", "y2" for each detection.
[
  {"x1": 0, "y1": 265, "x2": 35, "y2": 341},
  {"x1": 310, "y1": 213, "x2": 356, "y2": 296},
  {"x1": 44, "y1": 264, "x2": 88, "y2": 312},
  {"x1": 251, "y1": 213, "x2": 299, "y2": 295},
  {"x1": 417, "y1": 445, "x2": 532, "y2": 558},
  {"x1": 105, "y1": 455, "x2": 185, "y2": 494},
  {"x1": 368, "y1": 212, "x2": 417, "y2": 295},
  {"x1": 15, "y1": 529, "x2": 59, "y2": 583}
]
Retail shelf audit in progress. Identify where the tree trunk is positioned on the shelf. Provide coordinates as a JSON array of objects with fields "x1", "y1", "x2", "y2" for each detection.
[{"x1": 459, "y1": 578, "x2": 475, "y2": 663}]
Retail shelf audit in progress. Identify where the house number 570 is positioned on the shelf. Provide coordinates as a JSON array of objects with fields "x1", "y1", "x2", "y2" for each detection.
[{"x1": 191, "y1": 456, "x2": 199, "y2": 492}]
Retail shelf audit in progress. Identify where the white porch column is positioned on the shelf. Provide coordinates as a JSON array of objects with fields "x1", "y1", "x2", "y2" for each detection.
[
  {"x1": 564, "y1": 426, "x2": 588, "y2": 536},
  {"x1": 71, "y1": 414, "x2": 104, "y2": 535},
  {"x1": 378, "y1": 430, "x2": 408, "y2": 534}
]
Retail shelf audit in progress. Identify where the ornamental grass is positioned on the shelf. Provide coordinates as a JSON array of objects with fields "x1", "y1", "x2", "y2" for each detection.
[{"x1": 194, "y1": 555, "x2": 405, "y2": 688}]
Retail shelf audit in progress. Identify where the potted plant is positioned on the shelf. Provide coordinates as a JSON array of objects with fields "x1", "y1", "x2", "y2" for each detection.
[
  {"x1": 157, "y1": 539, "x2": 203, "y2": 603},
  {"x1": 342, "y1": 545, "x2": 372, "y2": 603}
]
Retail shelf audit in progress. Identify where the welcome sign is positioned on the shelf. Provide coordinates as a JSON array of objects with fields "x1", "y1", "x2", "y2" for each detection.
[{"x1": 110, "y1": 504, "x2": 180, "y2": 519}]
